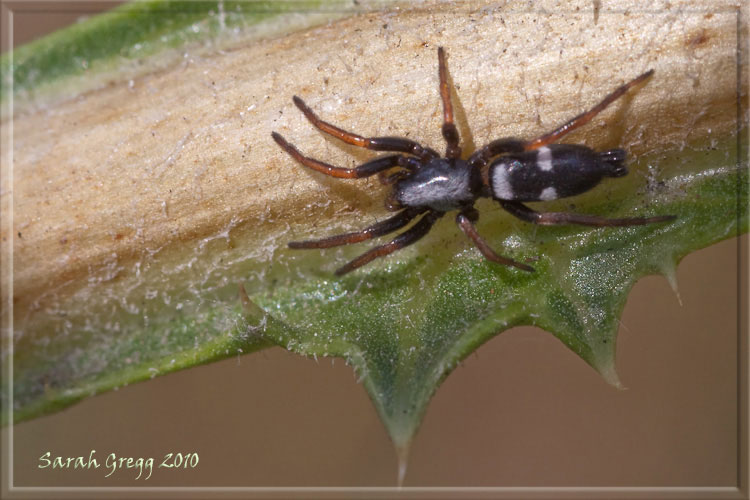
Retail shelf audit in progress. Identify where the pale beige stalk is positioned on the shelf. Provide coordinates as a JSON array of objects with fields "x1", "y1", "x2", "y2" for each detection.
[{"x1": 1, "y1": 0, "x2": 742, "y2": 327}]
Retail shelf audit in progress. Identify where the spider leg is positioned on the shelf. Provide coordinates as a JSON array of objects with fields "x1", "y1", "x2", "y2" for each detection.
[
  {"x1": 273, "y1": 132, "x2": 410, "y2": 178},
  {"x1": 437, "y1": 47, "x2": 461, "y2": 159},
  {"x1": 467, "y1": 138, "x2": 527, "y2": 171},
  {"x1": 525, "y1": 69, "x2": 654, "y2": 151},
  {"x1": 288, "y1": 207, "x2": 427, "y2": 249},
  {"x1": 378, "y1": 170, "x2": 409, "y2": 186},
  {"x1": 499, "y1": 200, "x2": 676, "y2": 227},
  {"x1": 335, "y1": 211, "x2": 443, "y2": 275},
  {"x1": 456, "y1": 210, "x2": 534, "y2": 272},
  {"x1": 291, "y1": 96, "x2": 438, "y2": 160}
]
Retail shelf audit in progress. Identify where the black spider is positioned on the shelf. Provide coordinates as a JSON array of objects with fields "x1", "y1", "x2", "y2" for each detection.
[{"x1": 272, "y1": 47, "x2": 675, "y2": 276}]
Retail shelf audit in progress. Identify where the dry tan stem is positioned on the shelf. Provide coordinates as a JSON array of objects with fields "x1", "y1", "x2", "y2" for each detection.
[{"x1": 1, "y1": 0, "x2": 742, "y2": 323}]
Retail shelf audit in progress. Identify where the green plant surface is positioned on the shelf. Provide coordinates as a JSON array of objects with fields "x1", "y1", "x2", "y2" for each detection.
[
  {"x1": 1, "y1": 0, "x2": 402, "y2": 113},
  {"x1": 3, "y1": 0, "x2": 746, "y2": 481},
  {"x1": 9, "y1": 142, "x2": 747, "y2": 441},
  {"x1": 253, "y1": 148, "x2": 747, "y2": 458}
]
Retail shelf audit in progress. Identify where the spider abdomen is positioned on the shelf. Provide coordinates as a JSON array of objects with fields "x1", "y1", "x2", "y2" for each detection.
[
  {"x1": 488, "y1": 144, "x2": 628, "y2": 202},
  {"x1": 394, "y1": 158, "x2": 480, "y2": 211}
]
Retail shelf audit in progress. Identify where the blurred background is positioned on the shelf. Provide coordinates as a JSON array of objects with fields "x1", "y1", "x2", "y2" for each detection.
[
  {"x1": 4, "y1": 1, "x2": 746, "y2": 491},
  {"x1": 3, "y1": 1, "x2": 124, "y2": 49}
]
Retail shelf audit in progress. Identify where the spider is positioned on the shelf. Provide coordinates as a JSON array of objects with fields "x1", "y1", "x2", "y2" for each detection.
[{"x1": 272, "y1": 47, "x2": 675, "y2": 276}]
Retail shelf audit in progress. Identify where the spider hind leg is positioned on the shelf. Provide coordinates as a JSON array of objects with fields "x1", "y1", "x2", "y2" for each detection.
[
  {"x1": 525, "y1": 69, "x2": 654, "y2": 151},
  {"x1": 500, "y1": 200, "x2": 677, "y2": 227}
]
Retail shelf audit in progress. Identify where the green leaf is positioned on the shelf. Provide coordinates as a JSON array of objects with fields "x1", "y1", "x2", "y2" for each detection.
[
  {"x1": 251, "y1": 143, "x2": 746, "y2": 459},
  {"x1": 4, "y1": 0, "x2": 746, "y2": 482},
  {"x1": 1, "y1": 0, "x2": 401, "y2": 111},
  {"x1": 10, "y1": 140, "x2": 746, "y2": 432}
]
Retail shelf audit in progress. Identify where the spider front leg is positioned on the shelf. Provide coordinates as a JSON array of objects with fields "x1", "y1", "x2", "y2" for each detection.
[
  {"x1": 289, "y1": 207, "x2": 427, "y2": 249},
  {"x1": 291, "y1": 96, "x2": 439, "y2": 161},
  {"x1": 456, "y1": 209, "x2": 534, "y2": 272},
  {"x1": 335, "y1": 211, "x2": 443, "y2": 275},
  {"x1": 272, "y1": 132, "x2": 413, "y2": 178},
  {"x1": 499, "y1": 200, "x2": 677, "y2": 227}
]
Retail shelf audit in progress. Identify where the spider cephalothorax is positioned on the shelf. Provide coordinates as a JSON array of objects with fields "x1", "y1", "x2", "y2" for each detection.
[{"x1": 272, "y1": 48, "x2": 674, "y2": 276}]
